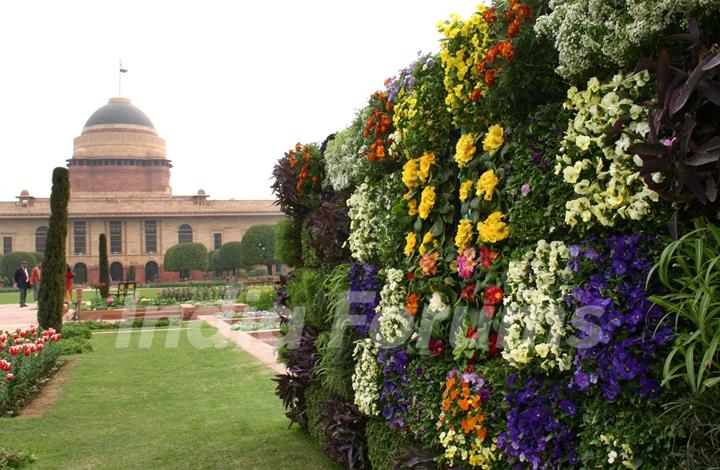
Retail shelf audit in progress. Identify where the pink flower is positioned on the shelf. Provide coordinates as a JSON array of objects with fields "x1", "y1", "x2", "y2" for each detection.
[
  {"x1": 6, "y1": 373, "x2": 13, "y2": 381},
  {"x1": 661, "y1": 137, "x2": 677, "y2": 147},
  {"x1": 456, "y1": 248, "x2": 477, "y2": 280},
  {"x1": 521, "y1": 183, "x2": 531, "y2": 196},
  {"x1": 419, "y1": 252, "x2": 440, "y2": 277}
]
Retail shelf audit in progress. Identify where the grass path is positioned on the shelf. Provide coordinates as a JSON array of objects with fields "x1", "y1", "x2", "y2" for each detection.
[
  {"x1": 0, "y1": 324, "x2": 337, "y2": 469},
  {"x1": 0, "y1": 288, "x2": 161, "y2": 305}
]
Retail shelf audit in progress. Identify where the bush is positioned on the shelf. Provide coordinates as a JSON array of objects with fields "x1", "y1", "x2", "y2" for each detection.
[
  {"x1": 287, "y1": 269, "x2": 329, "y2": 329},
  {"x1": 366, "y1": 418, "x2": 413, "y2": 470},
  {"x1": 60, "y1": 322, "x2": 92, "y2": 340},
  {"x1": 0, "y1": 446, "x2": 35, "y2": 468},
  {"x1": 239, "y1": 224, "x2": 276, "y2": 266},
  {"x1": 164, "y1": 243, "x2": 208, "y2": 272},
  {"x1": 305, "y1": 383, "x2": 335, "y2": 443},
  {"x1": 0, "y1": 253, "x2": 37, "y2": 283},
  {"x1": 275, "y1": 218, "x2": 303, "y2": 267},
  {"x1": 249, "y1": 266, "x2": 269, "y2": 277},
  {"x1": 58, "y1": 338, "x2": 93, "y2": 355},
  {"x1": 218, "y1": 241, "x2": 243, "y2": 273}
]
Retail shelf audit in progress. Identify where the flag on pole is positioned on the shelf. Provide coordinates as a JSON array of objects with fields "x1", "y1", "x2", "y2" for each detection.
[{"x1": 119, "y1": 60, "x2": 128, "y2": 73}]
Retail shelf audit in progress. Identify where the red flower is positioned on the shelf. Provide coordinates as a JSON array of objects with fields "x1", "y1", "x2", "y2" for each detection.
[
  {"x1": 483, "y1": 285, "x2": 504, "y2": 305},
  {"x1": 429, "y1": 338, "x2": 445, "y2": 357},
  {"x1": 460, "y1": 284, "x2": 476, "y2": 302},
  {"x1": 471, "y1": 88, "x2": 482, "y2": 102},
  {"x1": 489, "y1": 333, "x2": 499, "y2": 357},
  {"x1": 6, "y1": 373, "x2": 13, "y2": 381},
  {"x1": 482, "y1": 6, "x2": 497, "y2": 25},
  {"x1": 406, "y1": 271, "x2": 415, "y2": 281},
  {"x1": 479, "y1": 246, "x2": 500, "y2": 269}
]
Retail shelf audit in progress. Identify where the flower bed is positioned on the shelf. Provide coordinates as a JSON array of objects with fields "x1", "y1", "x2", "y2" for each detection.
[
  {"x1": 271, "y1": 1, "x2": 720, "y2": 468},
  {"x1": 0, "y1": 326, "x2": 62, "y2": 415}
]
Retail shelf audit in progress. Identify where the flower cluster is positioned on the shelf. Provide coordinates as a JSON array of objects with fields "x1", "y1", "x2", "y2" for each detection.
[
  {"x1": 349, "y1": 262, "x2": 381, "y2": 335},
  {"x1": 498, "y1": 375, "x2": 580, "y2": 468},
  {"x1": 362, "y1": 91, "x2": 395, "y2": 161},
  {"x1": 555, "y1": 72, "x2": 660, "y2": 231},
  {"x1": 352, "y1": 338, "x2": 380, "y2": 416},
  {"x1": 286, "y1": 143, "x2": 324, "y2": 196},
  {"x1": 377, "y1": 348, "x2": 410, "y2": 427},
  {"x1": 502, "y1": 240, "x2": 574, "y2": 371},
  {"x1": 437, "y1": 369, "x2": 499, "y2": 468},
  {"x1": 566, "y1": 235, "x2": 672, "y2": 401},
  {"x1": 324, "y1": 108, "x2": 372, "y2": 191},
  {"x1": 347, "y1": 176, "x2": 404, "y2": 265},
  {"x1": 374, "y1": 269, "x2": 412, "y2": 347}
]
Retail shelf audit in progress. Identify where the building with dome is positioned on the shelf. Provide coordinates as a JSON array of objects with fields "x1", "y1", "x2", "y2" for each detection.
[{"x1": 0, "y1": 97, "x2": 282, "y2": 284}]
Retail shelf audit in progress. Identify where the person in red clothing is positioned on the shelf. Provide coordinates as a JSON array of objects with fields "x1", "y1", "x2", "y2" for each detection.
[
  {"x1": 30, "y1": 262, "x2": 42, "y2": 304},
  {"x1": 64, "y1": 265, "x2": 74, "y2": 302}
]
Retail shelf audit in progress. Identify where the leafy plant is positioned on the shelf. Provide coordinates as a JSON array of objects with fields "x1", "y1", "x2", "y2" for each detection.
[
  {"x1": 650, "y1": 218, "x2": 720, "y2": 395},
  {"x1": 318, "y1": 398, "x2": 369, "y2": 469},
  {"x1": 0, "y1": 446, "x2": 35, "y2": 469},
  {"x1": 630, "y1": 20, "x2": 720, "y2": 235},
  {"x1": 365, "y1": 418, "x2": 413, "y2": 470},
  {"x1": 305, "y1": 192, "x2": 352, "y2": 265},
  {"x1": 275, "y1": 218, "x2": 303, "y2": 268}
]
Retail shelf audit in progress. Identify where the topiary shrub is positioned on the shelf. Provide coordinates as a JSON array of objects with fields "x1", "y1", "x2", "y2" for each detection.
[
  {"x1": 164, "y1": 243, "x2": 208, "y2": 273},
  {"x1": 98, "y1": 233, "x2": 110, "y2": 298},
  {"x1": 275, "y1": 218, "x2": 303, "y2": 267},
  {"x1": 0, "y1": 252, "x2": 37, "y2": 282},
  {"x1": 239, "y1": 224, "x2": 276, "y2": 266},
  {"x1": 218, "y1": 241, "x2": 243, "y2": 274}
]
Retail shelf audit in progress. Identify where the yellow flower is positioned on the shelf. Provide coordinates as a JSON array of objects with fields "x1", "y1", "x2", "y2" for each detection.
[
  {"x1": 482, "y1": 124, "x2": 504, "y2": 153},
  {"x1": 402, "y1": 158, "x2": 419, "y2": 189},
  {"x1": 455, "y1": 219, "x2": 473, "y2": 252},
  {"x1": 419, "y1": 152, "x2": 436, "y2": 182},
  {"x1": 419, "y1": 186, "x2": 436, "y2": 220},
  {"x1": 475, "y1": 169, "x2": 499, "y2": 201},
  {"x1": 423, "y1": 231, "x2": 433, "y2": 245},
  {"x1": 459, "y1": 180, "x2": 473, "y2": 202},
  {"x1": 408, "y1": 199, "x2": 418, "y2": 216},
  {"x1": 454, "y1": 134, "x2": 477, "y2": 168},
  {"x1": 404, "y1": 232, "x2": 417, "y2": 257},
  {"x1": 477, "y1": 211, "x2": 509, "y2": 243}
]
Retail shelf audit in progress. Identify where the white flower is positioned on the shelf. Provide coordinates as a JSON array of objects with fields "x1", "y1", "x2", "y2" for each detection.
[
  {"x1": 352, "y1": 339, "x2": 380, "y2": 416},
  {"x1": 429, "y1": 291, "x2": 447, "y2": 312}
]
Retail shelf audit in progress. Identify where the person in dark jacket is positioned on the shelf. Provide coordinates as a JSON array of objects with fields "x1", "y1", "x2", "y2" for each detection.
[{"x1": 13, "y1": 260, "x2": 31, "y2": 307}]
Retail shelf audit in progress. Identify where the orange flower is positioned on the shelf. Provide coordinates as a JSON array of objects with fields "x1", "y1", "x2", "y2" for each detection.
[
  {"x1": 497, "y1": 40, "x2": 515, "y2": 61},
  {"x1": 477, "y1": 427, "x2": 487, "y2": 441},
  {"x1": 450, "y1": 389, "x2": 458, "y2": 400},
  {"x1": 482, "y1": 6, "x2": 497, "y2": 25},
  {"x1": 295, "y1": 143, "x2": 301, "y2": 152},
  {"x1": 405, "y1": 293, "x2": 421, "y2": 316},
  {"x1": 471, "y1": 88, "x2": 482, "y2": 102},
  {"x1": 459, "y1": 399, "x2": 470, "y2": 411},
  {"x1": 461, "y1": 416, "x2": 477, "y2": 434},
  {"x1": 442, "y1": 400, "x2": 451, "y2": 411}
]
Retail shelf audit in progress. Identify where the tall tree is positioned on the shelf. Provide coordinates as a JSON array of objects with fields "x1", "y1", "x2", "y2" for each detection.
[
  {"x1": 98, "y1": 234, "x2": 110, "y2": 298},
  {"x1": 38, "y1": 168, "x2": 70, "y2": 330}
]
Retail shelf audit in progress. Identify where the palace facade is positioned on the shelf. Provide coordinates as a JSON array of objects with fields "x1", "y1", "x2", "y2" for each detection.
[{"x1": 0, "y1": 97, "x2": 282, "y2": 284}]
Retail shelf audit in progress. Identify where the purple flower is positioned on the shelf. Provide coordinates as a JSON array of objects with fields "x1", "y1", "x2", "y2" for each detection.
[
  {"x1": 583, "y1": 247, "x2": 600, "y2": 261},
  {"x1": 574, "y1": 371, "x2": 590, "y2": 390},
  {"x1": 568, "y1": 245, "x2": 581, "y2": 257},
  {"x1": 661, "y1": 137, "x2": 677, "y2": 147},
  {"x1": 559, "y1": 400, "x2": 577, "y2": 416}
]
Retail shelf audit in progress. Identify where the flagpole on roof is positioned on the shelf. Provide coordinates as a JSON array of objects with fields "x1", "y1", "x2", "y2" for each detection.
[{"x1": 118, "y1": 59, "x2": 128, "y2": 96}]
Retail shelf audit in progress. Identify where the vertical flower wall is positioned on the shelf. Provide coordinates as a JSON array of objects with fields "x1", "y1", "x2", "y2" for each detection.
[{"x1": 271, "y1": 1, "x2": 720, "y2": 468}]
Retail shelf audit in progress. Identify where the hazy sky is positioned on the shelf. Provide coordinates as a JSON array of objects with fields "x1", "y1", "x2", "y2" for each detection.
[{"x1": 0, "y1": 0, "x2": 478, "y2": 201}]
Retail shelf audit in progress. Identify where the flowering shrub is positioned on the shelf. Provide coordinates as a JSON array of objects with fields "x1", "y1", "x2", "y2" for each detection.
[
  {"x1": 0, "y1": 326, "x2": 62, "y2": 414},
  {"x1": 502, "y1": 240, "x2": 574, "y2": 371},
  {"x1": 325, "y1": 108, "x2": 372, "y2": 192},
  {"x1": 555, "y1": 71, "x2": 661, "y2": 232}
]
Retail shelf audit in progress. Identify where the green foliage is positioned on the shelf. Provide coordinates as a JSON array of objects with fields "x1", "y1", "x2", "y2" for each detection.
[
  {"x1": 0, "y1": 253, "x2": 37, "y2": 282},
  {"x1": 127, "y1": 265, "x2": 136, "y2": 282},
  {"x1": 275, "y1": 218, "x2": 303, "y2": 267},
  {"x1": 60, "y1": 322, "x2": 92, "y2": 339},
  {"x1": 249, "y1": 266, "x2": 269, "y2": 277},
  {"x1": 315, "y1": 329, "x2": 355, "y2": 401},
  {"x1": 33, "y1": 252, "x2": 44, "y2": 264},
  {"x1": 163, "y1": 243, "x2": 208, "y2": 272},
  {"x1": 366, "y1": 418, "x2": 413, "y2": 470},
  {"x1": 98, "y1": 234, "x2": 110, "y2": 298},
  {"x1": 301, "y1": 221, "x2": 322, "y2": 268},
  {"x1": 218, "y1": 241, "x2": 243, "y2": 273},
  {"x1": 305, "y1": 383, "x2": 335, "y2": 444},
  {"x1": 287, "y1": 268, "x2": 329, "y2": 329},
  {"x1": 38, "y1": 168, "x2": 69, "y2": 331},
  {"x1": 239, "y1": 286, "x2": 277, "y2": 310},
  {"x1": 0, "y1": 446, "x2": 35, "y2": 469},
  {"x1": 207, "y1": 250, "x2": 219, "y2": 274},
  {"x1": 0, "y1": 340, "x2": 61, "y2": 415},
  {"x1": 58, "y1": 337, "x2": 94, "y2": 355},
  {"x1": 650, "y1": 218, "x2": 720, "y2": 395},
  {"x1": 239, "y1": 224, "x2": 276, "y2": 266}
]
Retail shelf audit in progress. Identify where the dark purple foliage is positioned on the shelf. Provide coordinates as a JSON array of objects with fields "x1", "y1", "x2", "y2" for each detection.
[
  {"x1": 319, "y1": 399, "x2": 369, "y2": 469},
  {"x1": 305, "y1": 192, "x2": 352, "y2": 264}
]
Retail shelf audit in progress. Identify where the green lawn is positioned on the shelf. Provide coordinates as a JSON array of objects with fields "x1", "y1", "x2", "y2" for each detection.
[
  {"x1": 0, "y1": 288, "x2": 161, "y2": 305},
  {"x1": 0, "y1": 324, "x2": 337, "y2": 469}
]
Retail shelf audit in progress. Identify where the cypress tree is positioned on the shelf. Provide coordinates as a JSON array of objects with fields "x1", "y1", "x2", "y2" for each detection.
[
  {"x1": 38, "y1": 168, "x2": 70, "y2": 330},
  {"x1": 98, "y1": 233, "x2": 110, "y2": 298}
]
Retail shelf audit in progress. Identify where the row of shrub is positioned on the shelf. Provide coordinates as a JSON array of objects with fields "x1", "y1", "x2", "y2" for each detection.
[{"x1": 271, "y1": 1, "x2": 720, "y2": 468}]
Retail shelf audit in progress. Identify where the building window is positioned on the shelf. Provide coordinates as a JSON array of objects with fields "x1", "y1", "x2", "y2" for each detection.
[
  {"x1": 73, "y1": 263, "x2": 88, "y2": 284},
  {"x1": 213, "y1": 232, "x2": 222, "y2": 250},
  {"x1": 110, "y1": 261, "x2": 124, "y2": 282},
  {"x1": 73, "y1": 221, "x2": 86, "y2": 255},
  {"x1": 2, "y1": 236, "x2": 12, "y2": 254},
  {"x1": 109, "y1": 221, "x2": 122, "y2": 254},
  {"x1": 35, "y1": 226, "x2": 48, "y2": 254},
  {"x1": 144, "y1": 221, "x2": 158, "y2": 253},
  {"x1": 178, "y1": 224, "x2": 193, "y2": 244}
]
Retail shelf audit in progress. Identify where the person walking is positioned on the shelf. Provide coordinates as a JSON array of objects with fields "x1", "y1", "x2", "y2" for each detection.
[
  {"x1": 30, "y1": 262, "x2": 42, "y2": 304},
  {"x1": 64, "y1": 265, "x2": 74, "y2": 302},
  {"x1": 13, "y1": 260, "x2": 31, "y2": 307}
]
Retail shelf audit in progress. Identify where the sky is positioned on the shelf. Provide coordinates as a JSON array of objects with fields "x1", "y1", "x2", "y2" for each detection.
[{"x1": 0, "y1": 0, "x2": 479, "y2": 202}]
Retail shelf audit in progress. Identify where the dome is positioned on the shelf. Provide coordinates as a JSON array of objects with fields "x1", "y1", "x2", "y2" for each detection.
[
  {"x1": 20, "y1": 189, "x2": 29, "y2": 196},
  {"x1": 84, "y1": 97, "x2": 155, "y2": 129}
]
